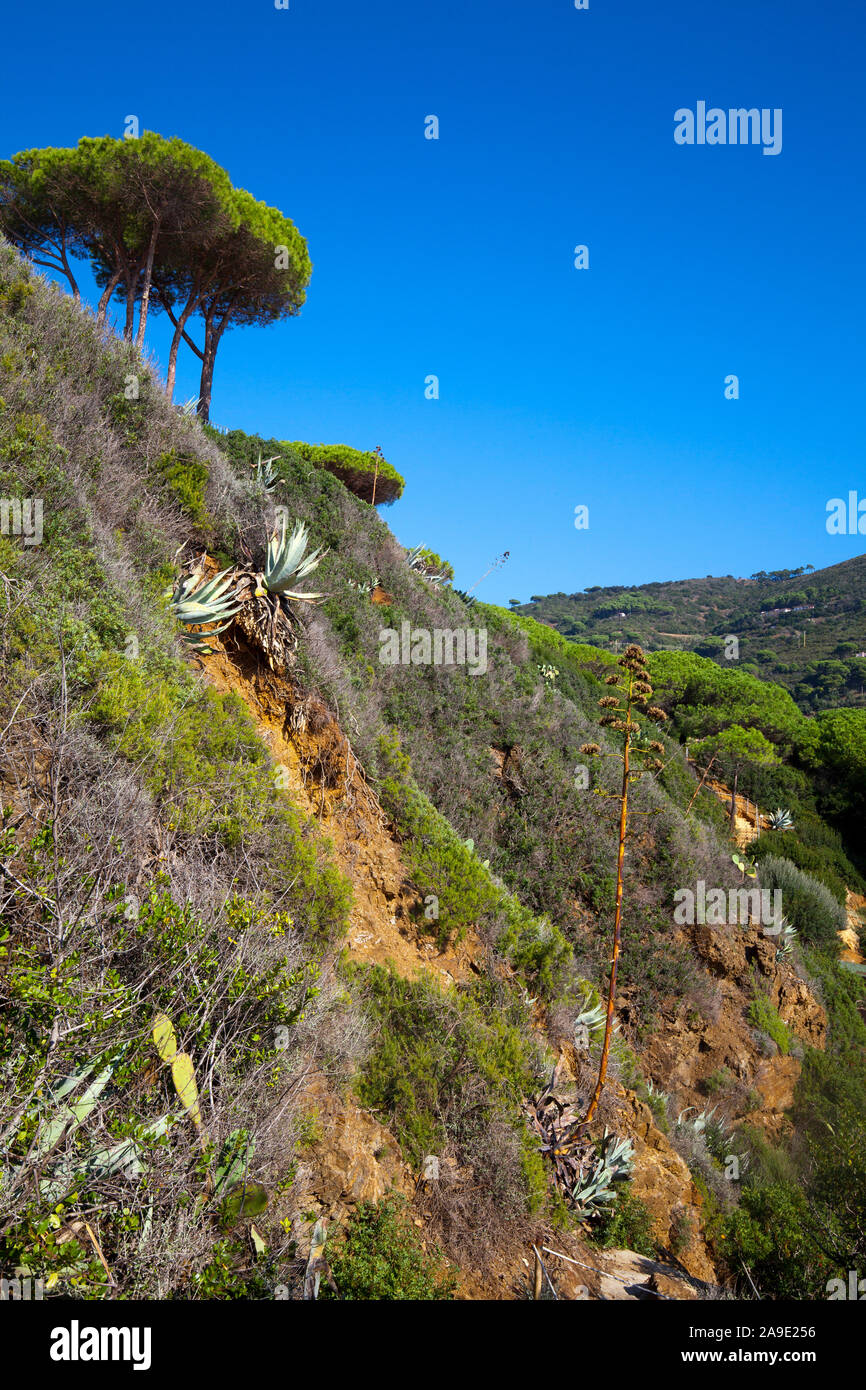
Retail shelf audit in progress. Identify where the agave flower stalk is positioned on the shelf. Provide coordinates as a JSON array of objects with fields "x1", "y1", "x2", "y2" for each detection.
[{"x1": 579, "y1": 645, "x2": 668, "y2": 1126}]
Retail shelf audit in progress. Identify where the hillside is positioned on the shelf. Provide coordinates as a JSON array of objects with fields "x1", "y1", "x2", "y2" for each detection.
[
  {"x1": 518, "y1": 560, "x2": 866, "y2": 712},
  {"x1": 1, "y1": 242, "x2": 865, "y2": 1305}
]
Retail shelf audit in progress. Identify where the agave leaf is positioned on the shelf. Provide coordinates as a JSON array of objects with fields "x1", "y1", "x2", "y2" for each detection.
[
  {"x1": 263, "y1": 517, "x2": 327, "y2": 597},
  {"x1": 36, "y1": 1056, "x2": 120, "y2": 1159},
  {"x1": 170, "y1": 567, "x2": 241, "y2": 628}
]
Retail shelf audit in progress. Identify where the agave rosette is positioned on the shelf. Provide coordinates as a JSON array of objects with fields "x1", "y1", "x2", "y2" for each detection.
[
  {"x1": 253, "y1": 453, "x2": 281, "y2": 493},
  {"x1": 169, "y1": 566, "x2": 242, "y2": 652},
  {"x1": 262, "y1": 516, "x2": 328, "y2": 600}
]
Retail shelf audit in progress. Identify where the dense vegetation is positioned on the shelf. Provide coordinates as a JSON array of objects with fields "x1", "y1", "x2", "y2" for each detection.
[
  {"x1": 518, "y1": 562, "x2": 866, "y2": 713},
  {"x1": 210, "y1": 428, "x2": 405, "y2": 506},
  {"x1": 1, "y1": 240, "x2": 864, "y2": 1302}
]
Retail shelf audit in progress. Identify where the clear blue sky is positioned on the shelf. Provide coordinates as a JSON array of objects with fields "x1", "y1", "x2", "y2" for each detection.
[{"x1": 2, "y1": 0, "x2": 864, "y2": 604}]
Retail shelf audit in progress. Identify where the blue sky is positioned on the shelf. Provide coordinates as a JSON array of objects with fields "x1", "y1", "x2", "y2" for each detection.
[{"x1": 2, "y1": 0, "x2": 865, "y2": 604}]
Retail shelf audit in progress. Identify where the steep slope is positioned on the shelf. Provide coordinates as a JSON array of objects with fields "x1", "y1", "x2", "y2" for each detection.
[{"x1": 1, "y1": 241, "x2": 863, "y2": 1301}]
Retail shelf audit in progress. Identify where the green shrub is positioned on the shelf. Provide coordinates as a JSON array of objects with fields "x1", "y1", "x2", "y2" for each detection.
[
  {"x1": 590, "y1": 1189, "x2": 658, "y2": 1258},
  {"x1": 749, "y1": 828, "x2": 858, "y2": 904},
  {"x1": 326, "y1": 1195, "x2": 455, "y2": 1299},
  {"x1": 349, "y1": 964, "x2": 539, "y2": 1166},
  {"x1": 720, "y1": 1183, "x2": 833, "y2": 1299},
  {"x1": 748, "y1": 996, "x2": 792, "y2": 1055},
  {"x1": 704, "y1": 1066, "x2": 735, "y2": 1098},
  {"x1": 755, "y1": 855, "x2": 846, "y2": 948},
  {"x1": 149, "y1": 448, "x2": 210, "y2": 526},
  {"x1": 376, "y1": 732, "x2": 570, "y2": 994},
  {"x1": 289, "y1": 441, "x2": 404, "y2": 504},
  {"x1": 801, "y1": 948, "x2": 866, "y2": 1056},
  {"x1": 346, "y1": 963, "x2": 551, "y2": 1242}
]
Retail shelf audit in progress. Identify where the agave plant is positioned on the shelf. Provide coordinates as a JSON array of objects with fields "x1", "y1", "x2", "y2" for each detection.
[
  {"x1": 772, "y1": 917, "x2": 798, "y2": 961},
  {"x1": 645, "y1": 1077, "x2": 670, "y2": 1107},
  {"x1": 677, "y1": 1105, "x2": 730, "y2": 1143},
  {"x1": 571, "y1": 1130, "x2": 635, "y2": 1219},
  {"x1": 178, "y1": 395, "x2": 200, "y2": 417},
  {"x1": 573, "y1": 999, "x2": 608, "y2": 1046},
  {"x1": 168, "y1": 565, "x2": 242, "y2": 654},
  {"x1": 1, "y1": 1048, "x2": 172, "y2": 1202},
  {"x1": 252, "y1": 453, "x2": 281, "y2": 493},
  {"x1": 766, "y1": 807, "x2": 794, "y2": 832},
  {"x1": 260, "y1": 517, "x2": 328, "y2": 600},
  {"x1": 406, "y1": 544, "x2": 447, "y2": 585}
]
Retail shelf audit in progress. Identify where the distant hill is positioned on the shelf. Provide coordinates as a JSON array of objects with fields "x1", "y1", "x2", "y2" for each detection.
[{"x1": 517, "y1": 557, "x2": 866, "y2": 711}]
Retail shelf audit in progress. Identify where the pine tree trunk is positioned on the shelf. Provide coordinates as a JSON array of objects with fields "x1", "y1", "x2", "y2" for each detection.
[
  {"x1": 165, "y1": 291, "x2": 200, "y2": 401},
  {"x1": 197, "y1": 322, "x2": 216, "y2": 423},
  {"x1": 96, "y1": 271, "x2": 122, "y2": 330},
  {"x1": 134, "y1": 222, "x2": 160, "y2": 350},
  {"x1": 58, "y1": 232, "x2": 80, "y2": 304},
  {"x1": 123, "y1": 277, "x2": 137, "y2": 341},
  {"x1": 196, "y1": 305, "x2": 233, "y2": 423}
]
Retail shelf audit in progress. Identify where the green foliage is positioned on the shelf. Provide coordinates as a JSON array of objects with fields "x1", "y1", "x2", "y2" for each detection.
[
  {"x1": 289, "y1": 440, "x2": 404, "y2": 504},
  {"x1": 588, "y1": 1187, "x2": 659, "y2": 1257},
  {"x1": 187, "y1": 1237, "x2": 273, "y2": 1300},
  {"x1": 518, "y1": 560, "x2": 866, "y2": 716},
  {"x1": 1, "y1": 132, "x2": 312, "y2": 422},
  {"x1": 407, "y1": 545, "x2": 454, "y2": 583},
  {"x1": 747, "y1": 995, "x2": 793, "y2": 1056},
  {"x1": 755, "y1": 855, "x2": 845, "y2": 949},
  {"x1": 749, "y1": 825, "x2": 860, "y2": 903},
  {"x1": 347, "y1": 963, "x2": 548, "y2": 1228},
  {"x1": 326, "y1": 1196, "x2": 456, "y2": 1300},
  {"x1": 703, "y1": 1066, "x2": 735, "y2": 1098},
  {"x1": 802, "y1": 706, "x2": 866, "y2": 851},
  {"x1": 800, "y1": 947, "x2": 866, "y2": 1056},
  {"x1": 377, "y1": 733, "x2": 569, "y2": 993},
  {"x1": 149, "y1": 448, "x2": 210, "y2": 526},
  {"x1": 691, "y1": 723, "x2": 780, "y2": 781},
  {"x1": 720, "y1": 1183, "x2": 833, "y2": 1299}
]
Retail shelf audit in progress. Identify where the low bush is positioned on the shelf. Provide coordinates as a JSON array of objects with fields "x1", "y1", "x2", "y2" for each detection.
[
  {"x1": 326, "y1": 1195, "x2": 456, "y2": 1299},
  {"x1": 755, "y1": 855, "x2": 846, "y2": 948}
]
